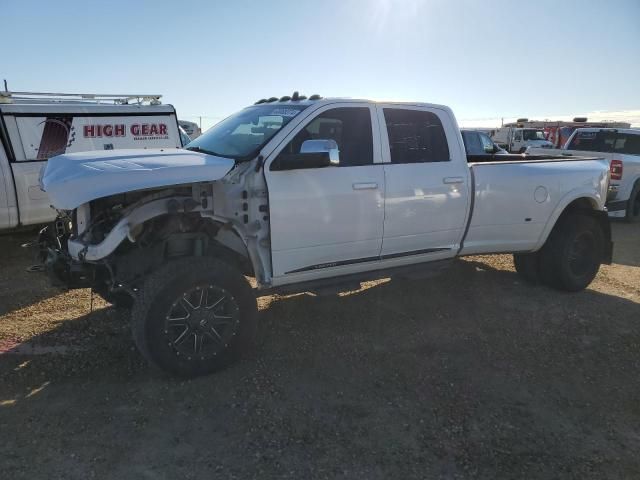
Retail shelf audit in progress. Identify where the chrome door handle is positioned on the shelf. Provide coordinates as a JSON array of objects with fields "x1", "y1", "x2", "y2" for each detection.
[
  {"x1": 443, "y1": 177, "x2": 464, "y2": 184},
  {"x1": 352, "y1": 182, "x2": 378, "y2": 190}
]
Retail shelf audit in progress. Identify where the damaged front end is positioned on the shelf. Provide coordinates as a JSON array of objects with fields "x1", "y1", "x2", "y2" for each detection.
[{"x1": 38, "y1": 212, "x2": 97, "y2": 290}]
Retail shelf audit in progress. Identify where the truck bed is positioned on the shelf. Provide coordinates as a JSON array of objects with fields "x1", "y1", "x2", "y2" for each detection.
[{"x1": 460, "y1": 154, "x2": 609, "y2": 256}]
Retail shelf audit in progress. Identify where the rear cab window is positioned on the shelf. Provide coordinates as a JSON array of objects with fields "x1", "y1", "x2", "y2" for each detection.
[
  {"x1": 567, "y1": 130, "x2": 616, "y2": 152},
  {"x1": 611, "y1": 133, "x2": 640, "y2": 156}
]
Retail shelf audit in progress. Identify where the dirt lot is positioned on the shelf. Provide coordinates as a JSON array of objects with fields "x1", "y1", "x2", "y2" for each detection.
[{"x1": 1, "y1": 222, "x2": 639, "y2": 479}]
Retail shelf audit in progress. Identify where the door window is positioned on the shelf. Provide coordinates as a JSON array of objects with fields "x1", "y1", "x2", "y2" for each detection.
[
  {"x1": 383, "y1": 109, "x2": 449, "y2": 163},
  {"x1": 275, "y1": 107, "x2": 373, "y2": 167}
]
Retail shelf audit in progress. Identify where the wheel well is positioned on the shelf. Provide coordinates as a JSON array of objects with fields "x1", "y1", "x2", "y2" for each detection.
[
  {"x1": 548, "y1": 197, "x2": 612, "y2": 264},
  {"x1": 562, "y1": 197, "x2": 598, "y2": 214},
  {"x1": 110, "y1": 214, "x2": 254, "y2": 288}
]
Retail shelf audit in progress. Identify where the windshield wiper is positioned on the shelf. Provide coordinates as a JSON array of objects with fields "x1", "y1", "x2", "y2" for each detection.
[{"x1": 186, "y1": 146, "x2": 236, "y2": 159}]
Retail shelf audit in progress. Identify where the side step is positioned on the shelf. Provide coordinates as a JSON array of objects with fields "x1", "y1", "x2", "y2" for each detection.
[{"x1": 258, "y1": 259, "x2": 452, "y2": 297}]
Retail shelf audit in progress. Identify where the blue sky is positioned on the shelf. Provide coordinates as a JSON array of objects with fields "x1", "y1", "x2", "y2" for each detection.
[{"x1": 3, "y1": 0, "x2": 639, "y2": 129}]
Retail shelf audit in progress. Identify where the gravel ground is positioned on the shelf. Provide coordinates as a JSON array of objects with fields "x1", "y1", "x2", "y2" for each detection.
[{"x1": 0, "y1": 222, "x2": 639, "y2": 479}]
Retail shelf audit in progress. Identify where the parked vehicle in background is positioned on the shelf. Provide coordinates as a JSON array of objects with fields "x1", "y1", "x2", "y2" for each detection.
[
  {"x1": 529, "y1": 128, "x2": 640, "y2": 222},
  {"x1": 461, "y1": 129, "x2": 508, "y2": 161},
  {"x1": 178, "y1": 120, "x2": 202, "y2": 139},
  {"x1": 491, "y1": 125, "x2": 553, "y2": 153},
  {"x1": 179, "y1": 126, "x2": 192, "y2": 146},
  {"x1": 38, "y1": 94, "x2": 613, "y2": 377},
  {"x1": 504, "y1": 117, "x2": 631, "y2": 149},
  {"x1": 0, "y1": 90, "x2": 182, "y2": 231}
]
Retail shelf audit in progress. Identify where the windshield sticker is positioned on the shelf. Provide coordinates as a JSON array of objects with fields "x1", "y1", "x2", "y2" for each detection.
[{"x1": 268, "y1": 108, "x2": 300, "y2": 117}]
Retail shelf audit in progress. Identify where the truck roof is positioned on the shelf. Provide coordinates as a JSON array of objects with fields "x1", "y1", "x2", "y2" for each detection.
[
  {"x1": 250, "y1": 96, "x2": 453, "y2": 113},
  {"x1": 571, "y1": 127, "x2": 640, "y2": 135}
]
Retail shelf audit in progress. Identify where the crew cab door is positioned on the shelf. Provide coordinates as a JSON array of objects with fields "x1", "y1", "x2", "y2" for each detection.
[
  {"x1": 377, "y1": 105, "x2": 470, "y2": 258},
  {"x1": 264, "y1": 104, "x2": 384, "y2": 278}
]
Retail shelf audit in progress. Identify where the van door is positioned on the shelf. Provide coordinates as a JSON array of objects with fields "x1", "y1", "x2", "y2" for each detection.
[
  {"x1": 3, "y1": 115, "x2": 54, "y2": 225},
  {"x1": 264, "y1": 104, "x2": 385, "y2": 278},
  {"x1": 511, "y1": 128, "x2": 523, "y2": 153},
  {"x1": 377, "y1": 105, "x2": 470, "y2": 258},
  {"x1": 0, "y1": 140, "x2": 18, "y2": 229}
]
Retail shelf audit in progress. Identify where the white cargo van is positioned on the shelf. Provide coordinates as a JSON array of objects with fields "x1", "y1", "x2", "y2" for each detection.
[
  {"x1": 0, "y1": 91, "x2": 182, "y2": 230},
  {"x1": 491, "y1": 126, "x2": 553, "y2": 153}
]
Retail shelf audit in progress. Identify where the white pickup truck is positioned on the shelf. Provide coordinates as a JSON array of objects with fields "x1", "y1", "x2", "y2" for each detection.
[
  {"x1": 39, "y1": 95, "x2": 613, "y2": 377},
  {"x1": 529, "y1": 128, "x2": 640, "y2": 222}
]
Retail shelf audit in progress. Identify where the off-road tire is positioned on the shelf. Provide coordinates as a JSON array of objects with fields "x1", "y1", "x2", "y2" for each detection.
[
  {"x1": 131, "y1": 257, "x2": 257, "y2": 377},
  {"x1": 625, "y1": 182, "x2": 640, "y2": 223},
  {"x1": 538, "y1": 213, "x2": 604, "y2": 292},
  {"x1": 513, "y1": 253, "x2": 540, "y2": 284}
]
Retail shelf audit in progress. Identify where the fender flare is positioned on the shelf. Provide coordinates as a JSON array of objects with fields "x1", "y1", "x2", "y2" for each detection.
[{"x1": 533, "y1": 188, "x2": 603, "y2": 251}]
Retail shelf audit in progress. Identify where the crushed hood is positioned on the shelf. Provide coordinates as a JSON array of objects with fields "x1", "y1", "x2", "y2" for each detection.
[{"x1": 41, "y1": 148, "x2": 236, "y2": 210}]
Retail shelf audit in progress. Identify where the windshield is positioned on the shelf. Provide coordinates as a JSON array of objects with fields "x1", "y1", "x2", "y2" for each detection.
[
  {"x1": 523, "y1": 129, "x2": 546, "y2": 141},
  {"x1": 185, "y1": 104, "x2": 309, "y2": 159}
]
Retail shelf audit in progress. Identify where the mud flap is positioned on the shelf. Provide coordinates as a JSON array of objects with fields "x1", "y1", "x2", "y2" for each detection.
[{"x1": 594, "y1": 210, "x2": 613, "y2": 265}]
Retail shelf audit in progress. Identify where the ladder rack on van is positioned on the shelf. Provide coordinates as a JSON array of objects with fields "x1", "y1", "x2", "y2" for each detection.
[{"x1": 0, "y1": 90, "x2": 162, "y2": 105}]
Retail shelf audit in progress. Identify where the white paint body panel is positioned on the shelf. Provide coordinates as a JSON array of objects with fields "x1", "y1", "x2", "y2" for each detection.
[
  {"x1": 264, "y1": 103, "x2": 385, "y2": 277},
  {"x1": 41, "y1": 149, "x2": 235, "y2": 210},
  {"x1": 461, "y1": 159, "x2": 609, "y2": 255},
  {"x1": 376, "y1": 104, "x2": 471, "y2": 257}
]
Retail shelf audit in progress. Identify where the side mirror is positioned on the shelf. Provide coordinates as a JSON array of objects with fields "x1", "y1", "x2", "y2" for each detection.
[
  {"x1": 300, "y1": 139, "x2": 340, "y2": 165},
  {"x1": 271, "y1": 139, "x2": 340, "y2": 171}
]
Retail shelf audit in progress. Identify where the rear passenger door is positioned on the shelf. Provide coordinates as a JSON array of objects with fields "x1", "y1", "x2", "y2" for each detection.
[{"x1": 377, "y1": 105, "x2": 470, "y2": 258}]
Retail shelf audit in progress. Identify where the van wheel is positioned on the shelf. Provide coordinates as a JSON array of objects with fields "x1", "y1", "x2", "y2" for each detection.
[
  {"x1": 539, "y1": 214, "x2": 604, "y2": 292},
  {"x1": 625, "y1": 182, "x2": 640, "y2": 223},
  {"x1": 513, "y1": 253, "x2": 540, "y2": 284},
  {"x1": 132, "y1": 257, "x2": 257, "y2": 377}
]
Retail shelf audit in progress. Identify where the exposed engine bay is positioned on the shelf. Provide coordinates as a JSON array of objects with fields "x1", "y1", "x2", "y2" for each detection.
[{"x1": 40, "y1": 159, "x2": 272, "y2": 299}]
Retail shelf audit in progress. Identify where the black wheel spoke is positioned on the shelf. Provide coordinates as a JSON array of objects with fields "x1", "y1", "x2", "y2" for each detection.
[
  {"x1": 180, "y1": 296, "x2": 197, "y2": 312},
  {"x1": 206, "y1": 294, "x2": 226, "y2": 311},
  {"x1": 167, "y1": 317, "x2": 188, "y2": 328},
  {"x1": 173, "y1": 327, "x2": 191, "y2": 346},
  {"x1": 164, "y1": 284, "x2": 240, "y2": 359},
  {"x1": 206, "y1": 326, "x2": 223, "y2": 341}
]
